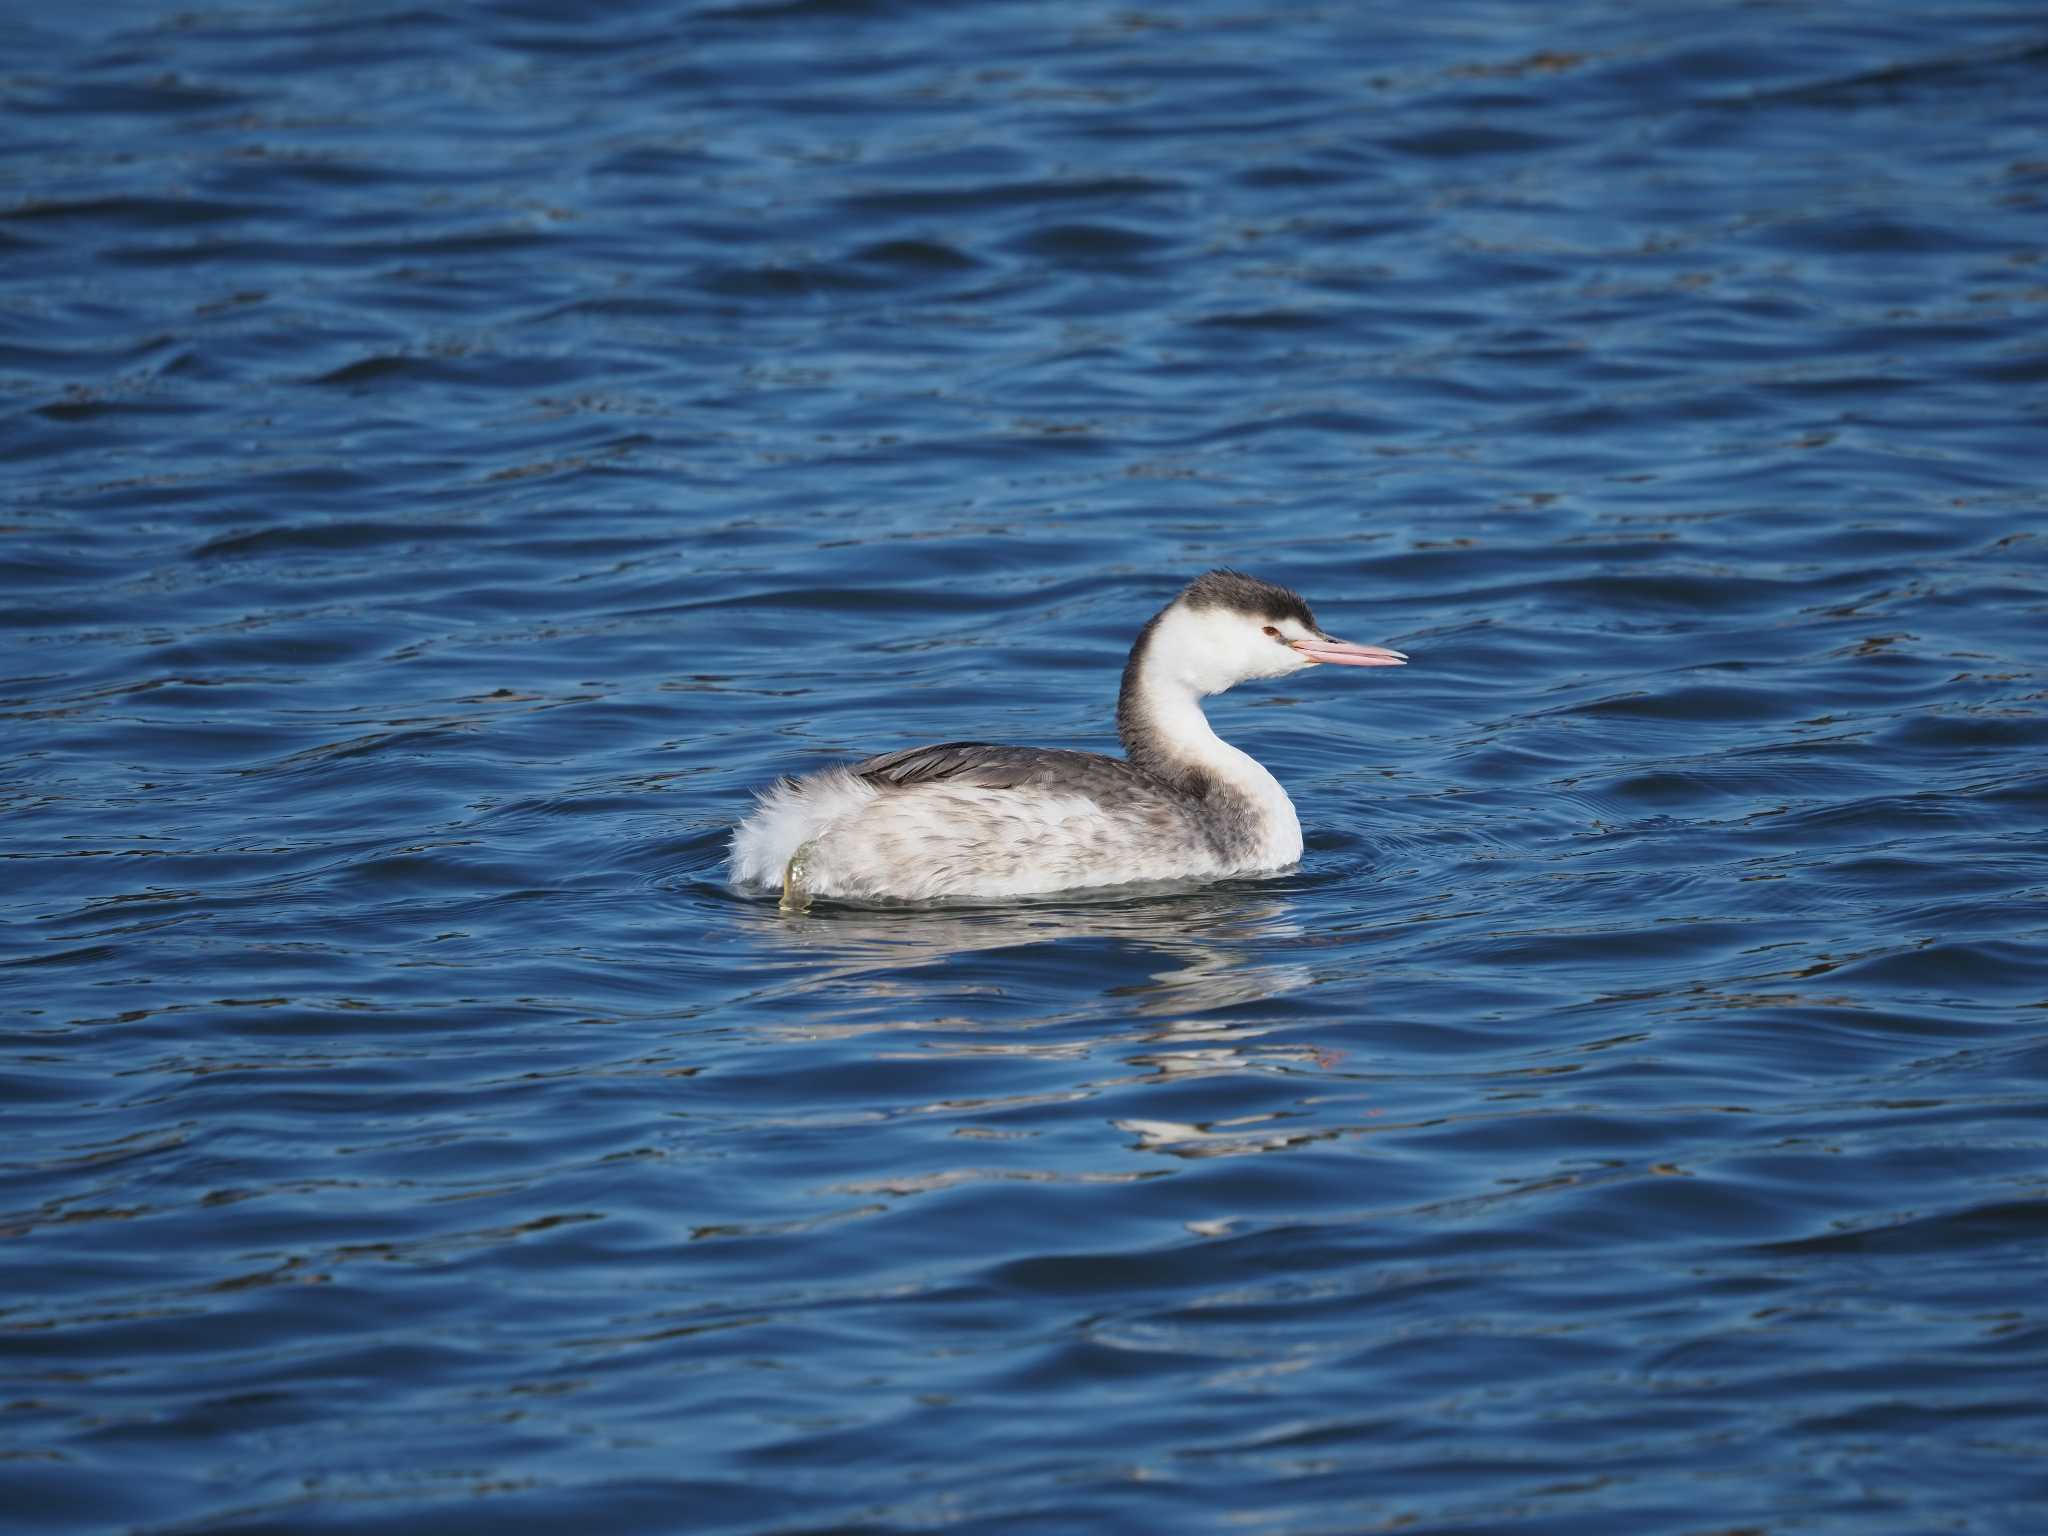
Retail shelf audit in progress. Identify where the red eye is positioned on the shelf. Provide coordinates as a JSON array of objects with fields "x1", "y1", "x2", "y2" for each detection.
[{"x1": 1263, "y1": 625, "x2": 1282, "y2": 638}]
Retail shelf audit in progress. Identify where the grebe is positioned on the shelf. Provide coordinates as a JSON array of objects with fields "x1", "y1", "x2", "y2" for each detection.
[{"x1": 729, "y1": 570, "x2": 1406, "y2": 908}]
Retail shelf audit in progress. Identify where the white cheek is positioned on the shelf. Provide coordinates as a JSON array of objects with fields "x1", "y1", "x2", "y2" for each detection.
[{"x1": 1271, "y1": 636, "x2": 1311, "y2": 675}]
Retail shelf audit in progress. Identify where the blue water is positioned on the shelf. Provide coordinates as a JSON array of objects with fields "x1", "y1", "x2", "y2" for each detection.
[{"x1": 5, "y1": 2, "x2": 2047, "y2": 1531}]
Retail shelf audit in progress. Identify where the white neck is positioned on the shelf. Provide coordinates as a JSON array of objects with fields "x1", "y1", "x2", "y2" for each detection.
[{"x1": 1118, "y1": 625, "x2": 1303, "y2": 869}]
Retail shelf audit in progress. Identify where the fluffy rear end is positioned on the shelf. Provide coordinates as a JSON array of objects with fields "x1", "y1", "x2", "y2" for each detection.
[{"x1": 727, "y1": 769, "x2": 879, "y2": 892}]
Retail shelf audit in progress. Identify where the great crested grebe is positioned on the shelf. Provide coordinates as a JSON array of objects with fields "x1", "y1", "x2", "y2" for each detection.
[{"x1": 729, "y1": 570, "x2": 1406, "y2": 907}]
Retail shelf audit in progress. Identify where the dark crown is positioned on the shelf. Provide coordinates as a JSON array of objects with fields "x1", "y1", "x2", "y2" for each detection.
[{"x1": 1176, "y1": 569, "x2": 1318, "y2": 631}]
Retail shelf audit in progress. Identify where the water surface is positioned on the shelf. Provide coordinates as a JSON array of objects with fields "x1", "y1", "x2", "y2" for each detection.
[{"x1": 4, "y1": 2, "x2": 2047, "y2": 1532}]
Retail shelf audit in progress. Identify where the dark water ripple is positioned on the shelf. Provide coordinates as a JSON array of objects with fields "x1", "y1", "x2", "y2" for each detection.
[{"x1": 5, "y1": 1, "x2": 2048, "y2": 1532}]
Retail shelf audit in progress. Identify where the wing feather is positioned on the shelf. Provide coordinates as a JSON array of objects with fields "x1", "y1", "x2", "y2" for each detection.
[{"x1": 851, "y1": 742, "x2": 1158, "y2": 796}]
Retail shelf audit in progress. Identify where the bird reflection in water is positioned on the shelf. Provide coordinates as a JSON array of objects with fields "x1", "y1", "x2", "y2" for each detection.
[{"x1": 734, "y1": 892, "x2": 1356, "y2": 1154}]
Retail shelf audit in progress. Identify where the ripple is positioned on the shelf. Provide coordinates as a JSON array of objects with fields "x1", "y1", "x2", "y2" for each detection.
[{"x1": 5, "y1": 2, "x2": 2048, "y2": 1532}]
